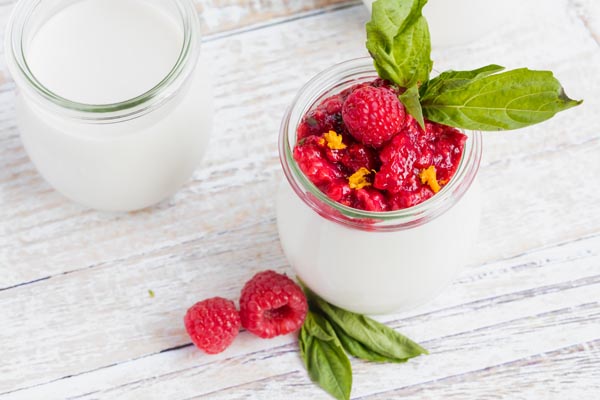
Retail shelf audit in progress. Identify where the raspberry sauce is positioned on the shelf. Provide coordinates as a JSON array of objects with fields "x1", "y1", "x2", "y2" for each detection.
[{"x1": 293, "y1": 79, "x2": 467, "y2": 212}]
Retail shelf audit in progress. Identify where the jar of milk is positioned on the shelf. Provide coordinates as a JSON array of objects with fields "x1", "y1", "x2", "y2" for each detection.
[
  {"x1": 277, "y1": 58, "x2": 482, "y2": 314},
  {"x1": 5, "y1": 0, "x2": 212, "y2": 211}
]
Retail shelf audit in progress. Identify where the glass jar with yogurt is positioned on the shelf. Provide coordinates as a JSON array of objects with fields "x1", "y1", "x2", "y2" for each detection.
[
  {"x1": 5, "y1": 0, "x2": 212, "y2": 211},
  {"x1": 277, "y1": 58, "x2": 482, "y2": 314}
]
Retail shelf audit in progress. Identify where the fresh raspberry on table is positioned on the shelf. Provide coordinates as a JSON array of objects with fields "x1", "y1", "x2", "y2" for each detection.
[
  {"x1": 239, "y1": 270, "x2": 308, "y2": 339},
  {"x1": 342, "y1": 85, "x2": 405, "y2": 148},
  {"x1": 184, "y1": 297, "x2": 241, "y2": 354}
]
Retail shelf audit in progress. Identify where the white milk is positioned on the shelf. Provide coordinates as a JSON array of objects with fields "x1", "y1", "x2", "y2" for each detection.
[
  {"x1": 6, "y1": 0, "x2": 212, "y2": 211},
  {"x1": 27, "y1": 0, "x2": 183, "y2": 105}
]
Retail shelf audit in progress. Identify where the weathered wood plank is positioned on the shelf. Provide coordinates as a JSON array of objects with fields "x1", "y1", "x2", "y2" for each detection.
[
  {"x1": 199, "y1": 338, "x2": 600, "y2": 400},
  {"x1": 0, "y1": 1, "x2": 360, "y2": 37},
  {"x1": 195, "y1": 0, "x2": 359, "y2": 36},
  {"x1": 2, "y1": 233, "x2": 599, "y2": 398},
  {"x1": 0, "y1": 0, "x2": 598, "y2": 290},
  {"x1": 364, "y1": 340, "x2": 600, "y2": 399},
  {"x1": 0, "y1": 0, "x2": 599, "y2": 398},
  {"x1": 45, "y1": 292, "x2": 600, "y2": 399},
  {"x1": 571, "y1": 0, "x2": 600, "y2": 46}
]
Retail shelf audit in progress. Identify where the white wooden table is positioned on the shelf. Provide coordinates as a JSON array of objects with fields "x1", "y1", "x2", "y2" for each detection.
[{"x1": 1, "y1": 0, "x2": 599, "y2": 398}]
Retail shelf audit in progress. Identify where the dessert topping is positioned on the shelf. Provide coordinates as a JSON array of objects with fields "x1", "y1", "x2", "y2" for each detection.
[
  {"x1": 348, "y1": 167, "x2": 373, "y2": 190},
  {"x1": 341, "y1": 85, "x2": 405, "y2": 148},
  {"x1": 323, "y1": 130, "x2": 347, "y2": 150},
  {"x1": 419, "y1": 165, "x2": 441, "y2": 193}
]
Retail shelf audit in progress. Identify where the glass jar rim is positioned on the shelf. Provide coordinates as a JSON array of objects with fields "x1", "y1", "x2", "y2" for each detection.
[
  {"x1": 279, "y1": 57, "x2": 482, "y2": 232},
  {"x1": 4, "y1": 0, "x2": 200, "y2": 122}
]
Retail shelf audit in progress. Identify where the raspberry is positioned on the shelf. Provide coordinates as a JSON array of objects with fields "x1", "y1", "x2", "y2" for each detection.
[
  {"x1": 374, "y1": 133, "x2": 419, "y2": 194},
  {"x1": 354, "y1": 187, "x2": 388, "y2": 212},
  {"x1": 325, "y1": 179, "x2": 354, "y2": 206},
  {"x1": 371, "y1": 78, "x2": 401, "y2": 94},
  {"x1": 388, "y1": 186, "x2": 434, "y2": 210},
  {"x1": 293, "y1": 137, "x2": 344, "y2": 187},
  {"x1": 297, "y1": 94, "x2": 346, "y2": 139},
  {"x1": 339, "y1": 83, "x2": 370, "y2": 99},
  {"x1": 293, "y1": 79, "x2": 467, "y2": 212},
  {"x1": 184, "y1": 297, "x2": 241, "y2": 354},
  {"x1": 340, "y1": 142, "x2": 380, "y2": 173},
  {"x1": 342, "y1": 86, "x2": 405, "y2": 148},
  {"x1": 432, "y1": 128, "x2": 467, "y2": 182},
  {"x1": 239, "y1": 270, "x2": 308, "y2": 339}
]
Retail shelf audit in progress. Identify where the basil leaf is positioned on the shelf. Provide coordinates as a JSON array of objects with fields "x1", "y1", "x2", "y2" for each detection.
[
  {"x1": 303, "y1": 310, "x2": 337, "y2": 341},
  {"x1": 420, "y1": 67, "x2": 583, "y2": 130},
  {"x1": 304, "y1": 288, "x2": 427, "y2": 361},
  {"x1": 366, "y1": 0, "x2": 432, "y2": 87},
  {"x1": 299, "y1": 312, "x2": 352, "y2": 400},
  {"x1": 419, "y1": 64, "x2": 505, "y2": 97},
  {"x1": 399, "y1": 85, "x2": 425, "y2": 129},
  {"x1": 332, "y1": 320, "x2": 407, "y2": 363}
]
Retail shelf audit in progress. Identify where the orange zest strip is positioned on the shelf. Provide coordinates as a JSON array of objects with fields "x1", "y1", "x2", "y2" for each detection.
[
  {"x1": 349, "y1": 167, "x2": 373, "y2": 190},
  {"x1": 419, "y1": 165, "x2": 442, "y2": 193},
  {"x1": 323, "y1": 130, "x2": 347, "y2": 150}
]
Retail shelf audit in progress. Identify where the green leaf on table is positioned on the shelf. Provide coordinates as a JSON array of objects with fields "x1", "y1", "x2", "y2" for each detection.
[
  {"x1": 420, "y1": 67, "x2": 583, "y2": 131},
  {"x1": 299, "y1": 312, "x2": 352, "y2": 400},
  {"x1": 332, "y1": 321, "x2": 407, "y2": 363},
  {"x1": 366, "y1": 0, "x2": 432, "y2": 88},
  {"x1": 304, "y1": 287, "x2": 428, "y2": 361},
  {"x1": 399, "y1": 84, "x2": 425, "y2": 129}
]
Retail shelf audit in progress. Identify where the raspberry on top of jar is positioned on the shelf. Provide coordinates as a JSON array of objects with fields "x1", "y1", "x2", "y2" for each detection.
[{"x1": 293, "y1": 79, "x2": 467, "y2": 212}]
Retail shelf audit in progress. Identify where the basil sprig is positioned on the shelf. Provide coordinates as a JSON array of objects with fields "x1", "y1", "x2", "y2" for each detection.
[
  {"x1": 399, "y1": 84, "x2": 425, "y2": 128},
  {"x1": 367, "y1": 0, "x2": 432, "y2": 128},
  {"x1": 313, "y1": 295, "x2": 428, "y2": 361},
  {"x1": 420, "y1": 67, "x2": 583, "y2": 130},
  {"x1": 300, "y1": 312, "x2": 353, "y2": 400},
  {"x1": 366, "y1": 0, "x2": 432, "y2": 88},
  {"x1": 367, "y1": 0, "x2": 582, "y2": 130},
  {"x1": 298, "y1": 285, "x2": 427, "y2": 400}
]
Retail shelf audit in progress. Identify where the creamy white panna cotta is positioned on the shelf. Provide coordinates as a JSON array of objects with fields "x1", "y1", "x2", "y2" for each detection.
[{"x1": 277, "y1": 58, "x2": 482, "y2": 314}]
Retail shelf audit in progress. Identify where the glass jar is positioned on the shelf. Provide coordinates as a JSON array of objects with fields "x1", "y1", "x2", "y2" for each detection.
[
  {"x1": 362, "y1": 0, "x2": 521, "y2": 47},
  {"x1": 277, "y1": 58, "x2": 482, "y2": 314},
  {"x1": 5, "y1": 0, "x2": 212, "y2": 211}
]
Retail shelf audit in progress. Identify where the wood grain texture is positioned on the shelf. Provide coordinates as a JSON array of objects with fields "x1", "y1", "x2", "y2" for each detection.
[
  {"x1": 4, "y1": 233, "x2": 599, "y2": 399},
  {"x1": 0, "y1": 0, "x2": 599, "y2": 398},
  {"x1": 571, "y1": 0, "x2": 600, "y2": 46},
  {"x1": 0, "y1": 0, "x2": 360, "y2": 38},
  {"x1": 195, "y1": 0, "x2": 359, "y2": 36}
]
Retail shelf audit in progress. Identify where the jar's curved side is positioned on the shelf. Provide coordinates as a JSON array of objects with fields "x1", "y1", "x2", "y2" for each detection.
[
  {"x1": 5, "y1": 0, "x2": 213, "y2": 211},
  {"x1": 276, "y1": 176, "x2": 482, "y2": 314},
  {"x1": 4, "y1": 0, "x2": 202, "y2": 123},
  {"x1": 278, "y1": 57, "x2": 483, "y2": 232},
  {"x1": 15, "y1": 60, "x2": 213, "y2": 211}
]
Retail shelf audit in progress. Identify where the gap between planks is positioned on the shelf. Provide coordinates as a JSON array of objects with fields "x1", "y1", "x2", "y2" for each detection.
[{"x1": 3, "y1": 233, "x2": 599, "y2": 399}]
